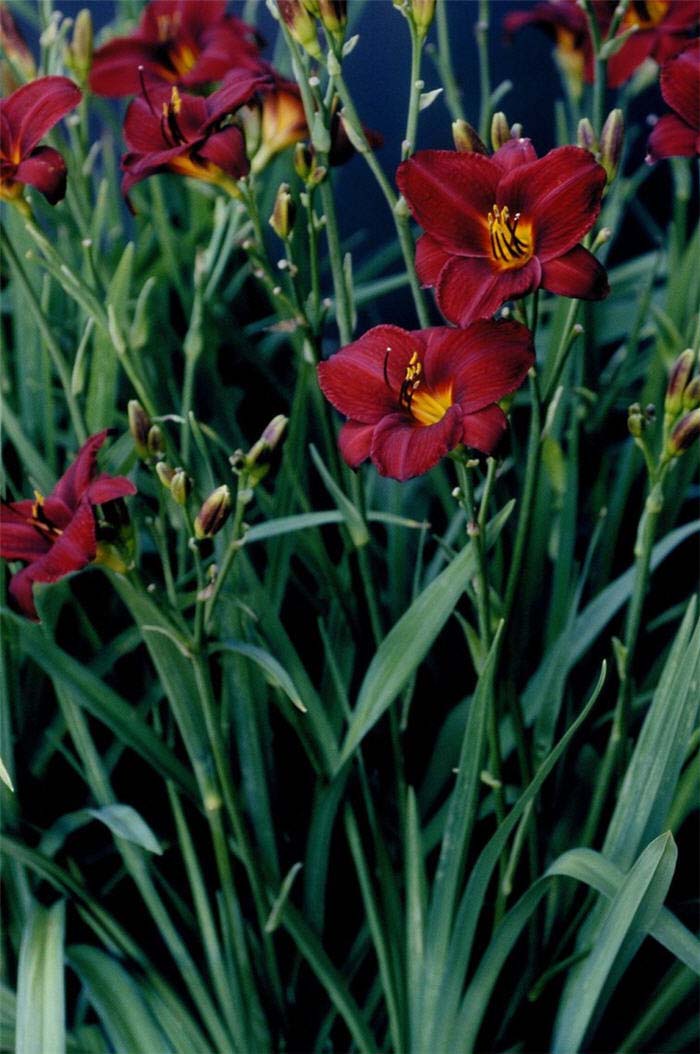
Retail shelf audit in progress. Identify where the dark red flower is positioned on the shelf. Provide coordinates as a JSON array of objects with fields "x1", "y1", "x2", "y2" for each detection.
[
  {"x1": 503, "y1": 1, "x2": 594, "y2": 85},
  {"x1": 646, "y1": 40, "x2": 700, "y2": 161},
  {"x1": 396, "y1": 143, "x2": 609, "y2": 327},
  {"x1": 317, "y1": 321, "x2": 535, "y2": 481},
  {"x1": 0, "y1": 431, "x2": 136, "y2": 620},
  {"x1": 89, "y1": 0, "x2": 263, "y2": 98},
  {"x1": 120, "y1": 68, "x2": 270, "y2": 198},
  {"x1": 0, "y1": 76, "x2": 81, "y2": 206}
]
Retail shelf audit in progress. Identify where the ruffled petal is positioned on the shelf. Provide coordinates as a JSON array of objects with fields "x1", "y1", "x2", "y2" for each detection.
[
  {"x1": 52, "y1": 430, "x2": 111, "y2": 510},
  {"x1": 205, "y1": 69, "x2": 273, "y2": 126},
  {"x1": 396, "y1": 150, "x2": 499, "y2": 255},
  {"x1": 196, "y1": 126, "x2": 249, "y2": 179},
  {"x1": 422, "y1": 319, "x2": 535, "y2": 411},
  {"x1": 86, "y1": 475, "x2": 137, "y2": 505},
  {"x1": 370, "y1": 406, "x2": 464, "y2": 481},
  {"x1": 88, "y1": 39, "x2": 167, "y2": 97},
  {"x1": 498, "y1": 146, "x2": 606, "y2": 261},
  {"x1": 461, "y1": 405, "x2": 508, "y2": 455},
  {"x1": 646, "y1": 113, "x2": 698, "y2": 161},
  {"x1": 435, "y1": 254, "x2": 541, "y2": 326},
  {"x1": 0, "y1": 76, "x2": 81, "y2": 156},
  {"x1": 415, "y1": 234, "x2": 452, "y2": 287},
  {"x1": 540, "y1": 245, "x2": 609, "y2": 300},
  {"x1": 338, "y1": 421, "x2": 375, "y2": 469},
  {"x1": 15, "y1": 146, "x2": 67, "y2": 204},
  {"x1": 660, "y1": 41, "x2": 700, "y2": 130},
  {"x1": 318, "y1": 325, "x2": 419, "y2": 423}
]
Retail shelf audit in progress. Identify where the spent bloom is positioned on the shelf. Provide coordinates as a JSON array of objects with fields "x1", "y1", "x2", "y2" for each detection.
[
  {"x1": 318, "y1": 321, "x2": 534, "y2": 481},
  {"x1": 396, "y1": 141, "x2": 609, "y2": 327},
  {"x1": 89, "y1": 0, "x2": 263, "y2": 97},
  {"x1": 646, "y1": 40, "x2": 700, "y2": 162},
  {"x1": 120, "y1": 68, "x2": 270, "y2": 198},
  {"x1": 0, "y1": 76, "x2": 81, "y2": 207},
  {"x1": 0, "y1": 431, "x2": 136, "y2": 620}
]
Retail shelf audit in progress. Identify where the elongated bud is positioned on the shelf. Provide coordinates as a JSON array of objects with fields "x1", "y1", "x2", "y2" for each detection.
[
  {"x1": 155, "y1": 462, "x2": 176, "y2": 489},
  {"x1": 318, "y1": 0, "x2": 347, "y2": 35},
  {"x1": 627, "y1": 402, "x2": 645, "y2": 439},
  {"x1": 278, "y1": 0, "x2": 322, "y2": 57},
  {"x1": 667, "y1": 409, "x2": 700, "y2": 456},
  {"x1": 240, "y1": 414, "x2": 289, "y2": 485},
  {"x1": 410, "y1": 0, "x2": 436, "y2": 32},
  {"x1": 195, "y1": 485, "x2": 232, "y2": 539},
  {"x1": 147, "y1": 424, "x2": 165, "y2": 458},
  {"x1": 67, "y1": 8, "x2": 93, "y2": 83},
  {"x1": 665, "y1": 349, "x2": 695, "y2": 417},
  {"x1": 599, "y1": 108, "x2": 624, "y2": 184},
  {"x1": 452, "y1": 119, "x2": 488, "y2": 154},
  {"x1": 490, "y1": 111, "x2": 510, "y2": 151},
  {"x1": 128, "y1": 399, "x2": 150, "y2": 459},
  {"x1": 682, "y1": 375, "x2": 700, "y2": 411},
  {"x1": 577, "y1": 117, "x2": 597, "y2": 153},
  {"x1": 293, "y1": 142, "x2": 313, "y2": 181},
  {"x1": 269, "y1": 183, "x2": 296, "y2": 239},
  {"x1": 165, "y1": 468, "x2": 191, "y2": 506}
]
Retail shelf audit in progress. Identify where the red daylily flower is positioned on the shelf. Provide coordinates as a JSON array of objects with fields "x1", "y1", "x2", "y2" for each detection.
[
  {"x1": 396, "y1": 143, "x2": 609, "y2": 327},
  {"x1": 121, "y1": 68, "x2": 270, "y2": 198},
  {"x1": 317, "y1": 321, "x2": 535, "y2": 481},
  {"x1": 89, "y1": 0, "x2": 263, "y2": 98},
  {"x1": 0, "y1": 76, "x2": 81, "y2": 206},
  {"x1": 504, "y1": 1, "x2": 593, "y2": 85},
  {"x1": 0, "y1": 431, "x2": 136, "y2": 620},
  {"x1": 646, "y1": 40, "x2": 700, "y2": 161}
]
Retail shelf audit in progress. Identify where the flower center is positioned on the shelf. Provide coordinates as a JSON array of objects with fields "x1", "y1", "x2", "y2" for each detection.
[
  {"x1": 171, "y1": 42, "x2": 198, "y2": 76},
  {"x1": 160, "y1": 86, "x2": 187, "y2": 146},
  {"x1": 398, "y1": 351, "x2": 453, "y2": 426},
  {"x1": 156, "y1": 11, "x2": 182, "y2": 43},
  {"x1": 487, "y1": 204, "x2": 533, "y2": 271},
  {"x1": 623, "y1": 1, "x2": 669, "y2": 28},
  {"x1": 29, "y1": 490, "x2": 62, "y2": 539}
]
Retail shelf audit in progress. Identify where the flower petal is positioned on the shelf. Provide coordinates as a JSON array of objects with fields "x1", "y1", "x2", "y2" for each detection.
[
  {"x1": 196, "y1": 126, "x2": 249, "y2": 179},
  {"x1": 435, "y1": 254, "x2": 541, "y2": 326},
  {"x1": 15, "y1": 146, "x2": 67, "y2": 204},
  {"x1": 0, "y1": 503, "x2": 51, "y2": 561},
  {"x1": 422, "y1": 319, "x2": 534, "y2": 411},
  {"x1": 88, "y1": 39, "x2": 167, "y2": 97},
  {"x1": 492, "y1": 137, "x2": 538, "y2": 173},
  {"x1": 318, "y1": 325, "x2": 419, "y2": 423},
  {"x1": 370, "y1": 406, "x2": 464, "y2": 481},
  {"x1": 461, "y1": 404, "x2": 508, "y2": 455},
  {"x1": 415, "y1": 234, "x2": 452, "y2": 287},
  {"x1": 660, "y1": 41, "x2": 700, "y2": 130},
  {"x1": 646, "y1": 112, "x2": 698, "y2": 161},
  {"x1": 205, "y1": 69, "x2": 274, "y2": 126},
  {"x1": 86, "y1": 475, "x2": 137, "y2": 505},
  {"x1": 498, "y1": 146, "x2": 606, "y2": 261},
  {"x1": 540, "y1": 244, "x2": 609, "y2": 300},
  {"x1": 52, "y1": 430, "x2": 112, "y2": 509},
  {"x1": 0, "y1": 76, "x2": 81, "y2": 156},
  {"x1": 338, "y1": 421, "x2": 375, "y2": 469},
  {"x1": 396, "y1": 150, "x2": 499, "y2": 255}
]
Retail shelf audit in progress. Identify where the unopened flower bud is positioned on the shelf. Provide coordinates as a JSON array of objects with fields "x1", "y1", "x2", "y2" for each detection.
[
  {"x1": 293, "y1": 142, "x2": 313, "y2": 181},
  {"x1": 243, "y1": 414, "x2": 289, "y2": 485},
  {"x1": 452, "y1": 119, "x2": 488, "y2": 154},
  {"x1": 599, "y1": 108, "x2": 624, "y2": 184},
  {"x1": 627, "y1": 402, "x2": 645, "y2": 439},
  {"x1": 269, "y1": 183, "x2": 296, "y2": 239},
  {"x1": 278, "y1": 0, "x2": 322, "y2": 57},
  {"x1": 577, "y1": 117, "x2": 597, "y2": 153},
  {"x1": 682, "y1": 375, "x2": 700, "y2": 411},
  {"x1": 156, "y1": 462, "x2": 176, "y2": 489},
  {"x1": 67, "y1": 8, "x2": 93, "y2": 83},
  {"x1": 147, "y1": 424, "x2": 165, "y2": 458},
  {"x1": 318, "y1": 0, "x2": 347, "y2": 35},
  {"x1": 195, "y1": 485, "x2": 232, "y2": 539},
  {"x1": 170, "y1": 468, "x2": 192, "y2": 506},
  {"x1": 128, "y1": 399, "x2": 150, "y2": 459},
  {"x1": 665, "y1": 349, "x2": 695, "y2": 417},
  {"x1": 410, "y1": 0, "x2": 436, "y2": 33},
  {"x1": 490, "y1": 111, "x2": 510, "y2": 151},
  {"x1": 667, "y1": 409, "x2": 700, "y2": 456}
]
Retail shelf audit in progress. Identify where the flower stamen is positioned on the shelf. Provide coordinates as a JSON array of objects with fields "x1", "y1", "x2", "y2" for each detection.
[
  {"x1": 399, "y1": 350, "x2": 423, "y2": 411},
  {"x1": 487, "y1": 204, "x2": 533, "y2": 271}
]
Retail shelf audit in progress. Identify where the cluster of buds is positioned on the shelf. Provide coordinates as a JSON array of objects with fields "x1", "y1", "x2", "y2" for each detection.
[
  {"x1": 230, "y1": 414, "x2": 288, "y2": 490},
  {"x1": 156, "y1": 464, "x2": 192, "y2": 506},
  {"x1": 278, "y1": 0, "x2": 347, "y2": 58},
  {"x1": 577, "y1": 109, "x2": 624, "y2": 185},
  {"x1": 392, "y1": 0, "x2": 436, "y2": 37},
  {"x1": 293, "y1": 142, "x2": 327, "y2": 186},
  {"x1": 663, "y1": 349, "x2": 700, "y2": 459},
  {"x1": 128, "y1": 400, "x2": 164, "y2": 461}
]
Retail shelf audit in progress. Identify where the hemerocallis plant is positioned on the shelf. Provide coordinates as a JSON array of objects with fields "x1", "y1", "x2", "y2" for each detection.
[
  {"x1": 0, "y1": 431, "x2": 136, "y2": 620},
  {"x1": 0, "y1": 76, "x2": 81, "y2": 207},
  {"x1": 396, "y1": 143, "x2": 609, "y2": 326},
  {"x1": 317, "y1": 321, "x2": 534, "y2": 480},
  {"x1": 646, "y1": 39, "x2": 700, "y2": 161},
  {"x1": 88, "y1": 0, "x2": 263, "y2": 97}
]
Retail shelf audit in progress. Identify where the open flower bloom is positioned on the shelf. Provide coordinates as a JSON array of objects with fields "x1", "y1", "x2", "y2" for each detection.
[
  {"x1": 0, "y1": 431, "x2": 136, "y2": 620},
  {"x1": 121, "y1": 68, "x2": 270, "y2": 198},
  {"x1": 0, "y1": 76, "x2": 81, "y2": 206},
  {"x1": 646, "y1": 41, "x2": 700, "y2": 161},
  {"x1": 89, "y1": 0, "x2": 263, "y2": 97},
  {"x1": 396, "y1": 143, "x2": 609, "y2": 327},
  {"x1": 318, "y1": 321, "x2": 535, "y2": 481}
]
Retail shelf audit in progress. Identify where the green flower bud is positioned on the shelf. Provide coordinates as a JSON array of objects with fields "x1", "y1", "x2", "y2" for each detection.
[
  {"x1": 278, "y1": 0, "x2": 321, "y2": 58},
  {"x1": 293, "y1": 142, "x2": 313, "y2": 181},
  {"x1": 240, "y1": 414, "x2": 289, "y2": 486},
  {"x1": 170, "y1": 468, "x2": 192, "y2": 506},
  {"x1": 66, "y1": 8, "x2": 93, "y2": 84},
  {"x1": 667, "y1": 409, "x2": 700, "y2": 456},
  {"x1": 682, "y1": 375, "x2": 700, "y2": 411},
  {"x1": 195, "y1": 485, "x2": 232, "y2": 539},
  {"x1": 599, "y1": 108, "x2": 624, "y2": 184},
  {"x1": 269, "y1": 183, "x2": 296, "y2": 240},
  {"x1": 410, "y1": 0, "x2": 436, "y2": 33},
  {"x1": 318, "y1": 0, "x2": 347, "y2": 35},
  {"x1": 665, "y1": 349, "x2": 695, "y2": 417},
  {"x1": 147, "y1": 424, "x2": 165, "y2": 458},
  {"x1": 452, "y1": 119, "x2": 488, "y2": 155},
  {"x1": 576, "y1": 117, "x2": 597, "y2": 153},
  {"x1": 128, "y1": 399, "x2": 150, "y2": 459},
  {"x1": 627, "y1": 402, "x2": 645, "y2": 439},
  {"x1": 155, "y1": 462, "x2": 175, "y2": 489},
  {"x1": 490, "y1": 111, "x2": 510, "y2": 152}
]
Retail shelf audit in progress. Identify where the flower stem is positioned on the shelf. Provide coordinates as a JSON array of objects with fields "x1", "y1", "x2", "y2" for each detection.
[
  {"x1": 476, "y1": 0, "x2": 492, "y2": 143},
  {"x1": 402, "y1": 24, "x2": 425, "y2": 161},
  {"x1": 432, "y1": 0, "x2": 464, "y2": 122},
  {"x1": 503, "y1": 370, "x2": 542, "y2": 627}
]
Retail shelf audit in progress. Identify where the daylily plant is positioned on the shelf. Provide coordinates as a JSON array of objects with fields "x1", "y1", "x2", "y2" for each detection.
[
  {"x1": 318, "y1": 321, "x2": 534, "y2": 481},
  {"x1": 0, "y1": 75, "x2": 81, "y2": 207},
  {"x1": 646, "y1": 40, "x2": 700, "y2": 161},
  {"x1": 89, "y1": 0, "x2": 263, "y2": 97},
  {"x1": 121, "y1": 68, "x2": 270, "y2": 198},
  {"x1": 396, "y1": 142, "x2": 609, "y2": 327},
  {"x1": 0, "y1": 431, "x2": 136, "y2": 620}
]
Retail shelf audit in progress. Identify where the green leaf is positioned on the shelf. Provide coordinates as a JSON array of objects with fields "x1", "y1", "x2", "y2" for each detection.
[
  {"x1": 244, "y1": 510, "x2": 344, "y2": 543},
  {"x1": 85, "y1": 804, "x2": 162, "y2": 855},
  {"x1": 338, "y1": 503, "x2": 514, "y2": 768},
  {"x1": 16, "y1": 900, "x2": 65, "y2": 1054},
  {"x1": 552, "y1": 833, "x2": 678, "y2": 1053},
  {"x1": 212, "y1": 640, "x2": 307, "y2": 712},
  {"x1": 310, "y1": 445, "x2": 369, "y2": 547}
]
